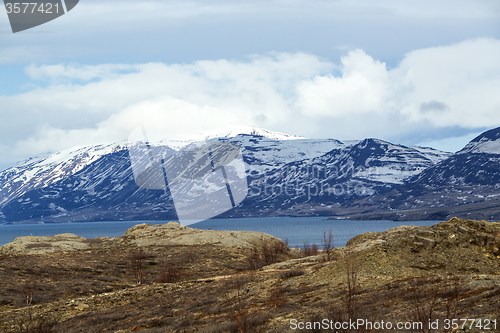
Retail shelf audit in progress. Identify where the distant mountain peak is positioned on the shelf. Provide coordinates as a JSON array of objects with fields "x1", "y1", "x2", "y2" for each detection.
[
  {"x1": 470, "y1": 127, "x2": 500, "y2": 143},
  {"x1": 207, "y1": 126, "x2": 306, "y2": 141},
  {"x1": 459, "y1": 127, "x2": 500, "y2": 155},
  {"x1": 0, "y1": 125, "x2": 458, "y2": 223}
]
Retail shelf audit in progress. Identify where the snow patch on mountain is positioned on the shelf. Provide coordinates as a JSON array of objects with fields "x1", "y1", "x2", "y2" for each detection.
[
  {"x1": 208, "y1": 126, "x2": 306, "y2": 141},
  {"x1": 0, "y1": 143, "x2": 126, "y2": 206},
  {"x1": 458, "y1": 127, "x2": 500, "y2": 155},
  {"x1": 325, "y1": 139, "x2": 452, "y2": 185},
  {"x1": 460, "y1": 139, "x2": 500, "y2": 155},
  {"x1": 228, "y1": 136, "x2": 349, "y2": 174},
  {"x1": 410, "y1": 146, "x2": 452, "y2": 163},
  {"x1": 0, "y1": 126, "x2": 456, "y2": 223}
]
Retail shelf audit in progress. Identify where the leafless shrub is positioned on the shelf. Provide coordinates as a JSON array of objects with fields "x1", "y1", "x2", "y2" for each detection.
[
  {"x1": 186, "y1": 248, "x2": 194, "y2": 262},
  {"x1": 322, "y1": 230, "x2": 334, "y2": 261},
  {"x1": 311, "y1": 243, "x2": 318, "y2": 256},
  {"x1": 403, "y1": 275, "x2": 465, "y2": 333},
  {"x1": 304, "y1": 242, "x2": 319, "y2": 257},
  {"x1": 230, "y1": 276, "x2": 248, "y2": 333},
  {"x1": 261, "y1": 242, "x2": 276, "y2": 265},
  {"x1": 238, "y1": 312, "x2": 270, "y2": 332},
  {"x1": 407, "y1": 278, "x2": 440, "y2": 333},
  {"x1": 326, "y1": 303, "x2": 346, "y2": 326},
  {"x1": 273, "y1": 239, "x2": 289, "y2": 255},
  {"x1": 157, "y1": 262, "x2": 181, "y2": 283},
  {"x1": 442, "y1": 275, "x2": 462, "y2": 321},
  {"x1": 303, "y1": 242, "x2": 310, "y2": 256},
  {"x1": 247, "y1": 239, "x2": 288, "y2": 269},
  {"x1": 22, "y1": 279, "x2": 37, "y2": 305},
  {"x1": 246, "y1": 244, "x2": 263, "y2": 270},
  {"x1": 219, "y1": 275, "x2": 268, "y2": 333},
  {"x1": 268, "y1": 280, "x2": 286, "y2": 308},
  {"x1": 129, "y1": 249, "x2": 147, "y2": 285},
  {"x1": 345, "y1": 252, "x2": 358, "y2": 320}
]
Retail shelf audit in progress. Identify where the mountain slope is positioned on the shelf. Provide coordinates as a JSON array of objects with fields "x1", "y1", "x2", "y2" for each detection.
[
  {"x1": 5, "y1": 125, "x2": 491, "y2": 223},
  {"x1": 0, "y1": 144, "x2": 124, "y2": 207},
  {"x1": 225, "y1": 138, "x2": 451, "y2": 218},
  {"x1": 347, "y1": 127, "x2": 500, "y2": 219},
  {"x1": 0, "y1": 128, "x2": 355, "y2": 222}
]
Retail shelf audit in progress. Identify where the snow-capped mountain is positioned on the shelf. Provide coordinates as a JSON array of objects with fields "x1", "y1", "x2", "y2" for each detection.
[
  {"x1": 229, "y1": 137, "x2": 452, "y2": 217},
  {"x1": 225, "y1": 135, "x2": 350, "y2": 174},
  {"x1": 350, "y1": 127, "x2": 500, "y2": 220},
  {"x1": 0, "y1": 148, "x2": 154, "y2": 223},
  {"x1": 0, "y1": 127, "x2": 350, "y2": 222},
  {"x1": 208, "y1": 125, "x2": 306, "y2": 141},
  {"x1": 0, "y1": 144, "x2": 125, "y2": 207},
  {"x1": 458, "y1": 127, "x2": 500, "y2": 155},
  {"x1": 408, "y1": 128, "x2": 500, "y2": 189},
  {"x1": 7, "y1": 125, "x2": 500, "y2": 223},
  {"x1": 314, "y1": 138, "x2": 451, "y2": 185}
]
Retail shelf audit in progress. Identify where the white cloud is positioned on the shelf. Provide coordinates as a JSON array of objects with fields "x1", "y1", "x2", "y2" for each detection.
[
  {"x1": 25, "y1": 63, "x2": 137, "y2": 82},
  {"x1": 393, "y1": 38, "x2": 500, "y2": 127},
  {"x1": 295, "y1": 49, "x2": 390, "y2": 117},
  {"x1": 1, "y1": 38, "x2": 500, "y2": 169},
  {"x1": 297, "y1": 37, "x2": 500, "y2": 132}
]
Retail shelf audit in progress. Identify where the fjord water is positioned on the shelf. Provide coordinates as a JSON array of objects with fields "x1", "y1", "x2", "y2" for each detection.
[
  {"x1": 0, "y1": 217, "x2": 439, "y2": 248},
  {"x1": 192, "y1": 217, "x2": 438, "y2": 248}
]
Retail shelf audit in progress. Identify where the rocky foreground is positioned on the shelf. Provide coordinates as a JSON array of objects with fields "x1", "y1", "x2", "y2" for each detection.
[
  {"x1": 0, "y1": 222, "x2": 280, "y2": 255},
  {"x1": 0, "y1": 218, "x2": 499, "y2": 332}
]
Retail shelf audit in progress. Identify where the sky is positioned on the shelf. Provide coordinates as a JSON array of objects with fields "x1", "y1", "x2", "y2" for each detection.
[{"x1": 0, "y1": 0, "x2": 499, "y2": 170}]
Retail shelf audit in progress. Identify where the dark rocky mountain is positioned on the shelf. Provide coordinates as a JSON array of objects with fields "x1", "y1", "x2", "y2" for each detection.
[
  {"x1": 3, "y1": 126, "x2": 500, "y2": 223},
  {"x1": 346, "y1": 127, "x2": 500, "y2": 220},
  {"x1": 228, "y1": 138, "x2": 450, "y2": 218},
  {"x1": 0, "y1": 128, "x2": 357, "y2": 223}
]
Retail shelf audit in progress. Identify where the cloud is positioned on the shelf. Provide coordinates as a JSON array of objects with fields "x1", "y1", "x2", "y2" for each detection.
[
  {"x1": 295, "y1": 49, "x2": 390, "y2": 117},
  {"x1": 394, "y1": 38, "x2": 500, "y2": 127},
  {"x1": 296, "y1": 37, "x2": 500, "y2": 132},
  {"x1": 1, "y1": 38, "x2": 500, "y2": 169},
  {"x1": 25, "y1": 64, "x2": 138, "y2": 82},
  {"x1": 419, "y1": 100, "x2": 449, "y2": 113},
  {"x1": 1, "y1": 0, "x2": 498, "y2": 69}
]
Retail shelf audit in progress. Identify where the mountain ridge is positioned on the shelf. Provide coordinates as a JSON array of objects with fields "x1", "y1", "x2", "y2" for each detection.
[{"x1": 2, "y1": 126, "x2": 500, "y2": 223}]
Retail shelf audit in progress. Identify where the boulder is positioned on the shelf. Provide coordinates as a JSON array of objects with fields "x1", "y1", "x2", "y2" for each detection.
[
  {"x1": 0, "y1": 222, "x2": 284, "y2": 254},
  {"x1": 123, "y1": 222, "x2": 281, "y2": 248}
]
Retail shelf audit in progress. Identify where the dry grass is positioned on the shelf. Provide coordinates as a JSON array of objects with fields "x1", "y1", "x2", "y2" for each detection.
[{"x1": 1, "y1": 219, "x2": 499, "y2": 332}]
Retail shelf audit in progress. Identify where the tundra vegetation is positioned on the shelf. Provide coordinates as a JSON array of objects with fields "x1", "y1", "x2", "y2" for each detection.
[{"x1": 0, "y1": 218, "x2": 499, "y2": 332}]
